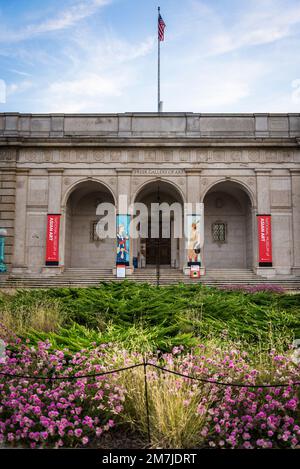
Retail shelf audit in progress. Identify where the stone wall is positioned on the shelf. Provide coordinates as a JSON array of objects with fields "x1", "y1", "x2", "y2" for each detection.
[
  {"x1": 203, "y1": 190, "x2": 251, "y2": 269},
  {"x1": 0, "y1": 113, "x2": 300, "y2": 276},
  {"x1": 1, "y1": 113, "x2": 300, "y2": 139},
  {"x1": 68, "y1": 191, "x2": 115, "y2": 269},
  {"x1": 0, "y1": 148, "x2": 16, "y2": 269}
]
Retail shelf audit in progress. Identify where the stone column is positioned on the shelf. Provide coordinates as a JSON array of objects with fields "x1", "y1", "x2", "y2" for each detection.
[
  {"x1": 291, "y1": 169, "x2": 300, "y2": 275},
  {"x1": 116, "y1": 169, "x2": 133, "y2": 273},
  {"x1": 256, "y1": 169, "x2": 271, "y2": 213},
  {"x1": 186, "y1": 169, "x2": 201, "y2": 205},
  {"x1": 0, "y1": 167, "x2": 16, "y2": 270},
  {"x1": 42, "y1": 169, "x2": 64, "y2": 275},
  {"x1": 48, "y1": 169, "x2": 64, "y2": 213},
  {"x1": 184, "y1": 169, "x2": 204, "y2": 274},
  {"x1": 254, "y1": 169, "x2": 275, "y2": 277},
  {"x1": 11, "y1": 169, "x2": 29, "y2": 273}
]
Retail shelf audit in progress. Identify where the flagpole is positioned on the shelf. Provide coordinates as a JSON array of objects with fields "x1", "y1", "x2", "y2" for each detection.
[{"x1": 157, "y1": 6, "x2": 161, "y2": 112}]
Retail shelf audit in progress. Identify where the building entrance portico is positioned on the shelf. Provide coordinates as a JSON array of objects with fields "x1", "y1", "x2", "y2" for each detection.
[{"x1": 133, "y1": 180, "x2": 184, "y2": 269}]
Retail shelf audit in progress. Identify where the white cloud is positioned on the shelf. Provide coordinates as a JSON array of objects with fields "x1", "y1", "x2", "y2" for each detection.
[
  {"x1": 291, "y1": 79, "x2": 300, "y2": 103},
  {"x1": 163, "y1": 59, "x2": 266, "y2": 112},
  {"x1": 252, "y1": 90, "x2": 300, "y2": 112},
  {"x1": 49, "y1": 74, "x2": 120, "y2": 97},
  {"x1": 0, "y1": 0, "x2": 111, "y2": 43},
  {"x1": 0, "y1": 79, "x2": 6, "y2": 103},
  {"x1": 67, "y1": 31, "x2": 155, "y2": 70},
  {"x1": 9, "y1": 69, "x2": 32, "y2": 77},
  {"x1": 34, "y1": 28, "x2": 156, "y2": 112},
  {"x1": 6, "y1": 80, "x2": 33, "y2": 96},
  {"x1": 178, "y1": 0, "x2": 300, "y2": 58},
  {"x1": 214, "y1": 2, "x2": 300, "y2": 55}
]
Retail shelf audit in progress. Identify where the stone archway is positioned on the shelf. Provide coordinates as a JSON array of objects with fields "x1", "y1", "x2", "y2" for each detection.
[
  {"x1": 203, "y1": 181, "x2": 254, "y2": 269},
  {"x1": 64, "y1": 180, "x2": 115, "y2": 268},
  {"x1": 133, "y1": 180, "x2": 184, "y2": 268}
]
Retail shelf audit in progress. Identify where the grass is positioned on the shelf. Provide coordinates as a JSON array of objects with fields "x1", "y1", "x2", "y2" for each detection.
[
  {"x1": 0, "y1": 296, "x2": 64, "y2": 335},
  {"x1": 118, "y1": 365, "x2": 210, "y2": 448}
]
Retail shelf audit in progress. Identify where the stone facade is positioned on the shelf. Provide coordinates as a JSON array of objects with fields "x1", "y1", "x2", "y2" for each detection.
[{"x1": 0, "y1": 112, "x2": 300, "y2": 277}]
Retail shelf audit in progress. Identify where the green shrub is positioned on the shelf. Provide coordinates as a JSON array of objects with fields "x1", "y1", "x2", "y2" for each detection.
[{"x1": 1, "y1": 283, "x2": 299, "y2": 353}]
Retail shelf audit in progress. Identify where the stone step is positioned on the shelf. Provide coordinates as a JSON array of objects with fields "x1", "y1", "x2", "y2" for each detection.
[
  {"x1": 2, "y1": 279, "x2": 300, "y2": 287},
  {"x1": 6, "y1": 280, "x2": 299, "y2": 284},
  {"x1": 1, "y1": 268, "x2": 300, "y2": 290},
  {"x1": 4, "y1": 275, "x2": 299, "y2": 280}
]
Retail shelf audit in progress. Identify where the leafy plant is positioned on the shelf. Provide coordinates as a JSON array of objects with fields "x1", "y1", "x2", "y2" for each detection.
[{"x1": 1, "y1": 283, "x2": 299, "y2": 353}]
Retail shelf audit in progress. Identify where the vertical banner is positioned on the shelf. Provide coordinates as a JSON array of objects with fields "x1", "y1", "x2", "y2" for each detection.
[
  {"x1": 257, "y1": 214, "x2": 272, "y2": 266},
  {"x1": 116, "y1": 214, "x2": 130, "y2": 265},
  {"x1": 45, "y1": 214, "x2": 60, "y2": 266},
  {"x1": 0, "y1": 236, "x2": 7, "y2": 272},
  {"x1": 185, "y1": 211, "x2": 203, "y2": 265}
]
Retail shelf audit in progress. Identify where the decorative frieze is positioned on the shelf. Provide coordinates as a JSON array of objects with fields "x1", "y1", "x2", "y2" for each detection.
[
  {"x1": 16, "y1": 148, "x2": 299, "y2": 165},
  {"x1": 0, "y1": 149, "x2": 17, "y2": 162}
]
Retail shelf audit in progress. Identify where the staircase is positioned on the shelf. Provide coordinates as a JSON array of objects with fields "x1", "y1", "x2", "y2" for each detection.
[{"x1": 0, "y1": 268, "x2": 300, "y2": 290}]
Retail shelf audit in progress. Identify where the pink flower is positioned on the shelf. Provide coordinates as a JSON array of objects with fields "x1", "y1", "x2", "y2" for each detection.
[{"x1": 243, "y1": 441, "x2": 252, "y2": 449}]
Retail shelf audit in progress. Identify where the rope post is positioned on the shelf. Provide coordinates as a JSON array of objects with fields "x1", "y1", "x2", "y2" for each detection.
[{"x1": 143, "y1": 355, "x2": 151, "y2": 447}]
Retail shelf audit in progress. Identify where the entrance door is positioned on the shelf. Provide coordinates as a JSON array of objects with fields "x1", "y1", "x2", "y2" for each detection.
[
  {"x1": 146, "y1": 238, "x2": 171, "y2": 265},
  {"x1": 145, "y1": 217, "x2": 171, "y2": 265}
]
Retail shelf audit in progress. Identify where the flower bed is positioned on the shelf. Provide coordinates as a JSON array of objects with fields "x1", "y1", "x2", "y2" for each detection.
[
  {"x1": 0, "y1": 339, "x2": 125, "y2": 448},
  {"x1": 0, "y1": 339, "x2": 299, "y2": 449}
]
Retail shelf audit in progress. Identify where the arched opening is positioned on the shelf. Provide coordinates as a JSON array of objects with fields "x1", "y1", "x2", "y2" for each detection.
[
  {"x1": 133, "y1": 180, "x2": 184, "y2": 268},
  {"x1": 203, "y1": 181, "x2": 254, "y2": 269},
  {"x1": 64, "y1": 181, "x2": 115, "y2": 268}
]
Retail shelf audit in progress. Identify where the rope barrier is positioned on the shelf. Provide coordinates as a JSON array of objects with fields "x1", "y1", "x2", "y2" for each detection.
[
  {"x1": 0, "y1": 363, "x2": 144, "y2": 380},
  {"x1": 1, "y1": 356, "x2": 300, "y2": 448},
  {"x1": 149, "y1": 363, "x2": 300, "y2": 388},
  {"x1": 0, "y1": 361, "x2": 299, "y2": 388}
]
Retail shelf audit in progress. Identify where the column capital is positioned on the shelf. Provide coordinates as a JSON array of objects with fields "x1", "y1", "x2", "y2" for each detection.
[
  {"x1": 47, "y1": 168, "x2": 64, "y2": 174},
  {"x1": 115, "y1": 169, "x2": 133, "y2": 175},
  {"x1": 185, "y1": 168, "x2": 202, "y2": 175},
  {"x1": 0, "y1": 168, "x2": 16, "y2": 173},
  {"x1": 16, "y1": 168, "x2": 30, "y2": 175},
  {"x1": 254, "y1": 169, "x2": 272, "y2": 174}
]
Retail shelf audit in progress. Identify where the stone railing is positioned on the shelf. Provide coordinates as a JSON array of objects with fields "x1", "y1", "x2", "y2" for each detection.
[{"x1": 1, "y1": 113, "x2": 300, "y2": 140}]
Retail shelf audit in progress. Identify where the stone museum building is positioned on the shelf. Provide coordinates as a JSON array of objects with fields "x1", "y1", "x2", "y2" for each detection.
[{"x1": 0, "y1": 112, "x2": 300, "y2": 286}]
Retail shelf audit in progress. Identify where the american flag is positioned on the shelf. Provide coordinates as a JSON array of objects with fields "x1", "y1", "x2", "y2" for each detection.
[{"x1": 158, "y1": 13, "x2": 166, "y2": 41}]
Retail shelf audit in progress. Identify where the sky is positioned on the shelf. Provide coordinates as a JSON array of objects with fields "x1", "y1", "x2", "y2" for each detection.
[{"x1": 0, "y1": 0, "x2": 300, "y2": 113}]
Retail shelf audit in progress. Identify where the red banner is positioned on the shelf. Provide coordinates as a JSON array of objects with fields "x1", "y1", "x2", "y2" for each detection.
[
  {"x1": 45, "y1": 214, "x2": 60, "y2": 265},
  {"x1": 257, "y1": 215, "x2": 272, "y2": 265}
]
